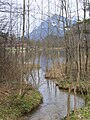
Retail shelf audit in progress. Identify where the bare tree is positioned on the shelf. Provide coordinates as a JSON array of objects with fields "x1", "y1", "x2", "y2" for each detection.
[{"x1": 19, "y1": 0, "x2": 26, "y2": 95}]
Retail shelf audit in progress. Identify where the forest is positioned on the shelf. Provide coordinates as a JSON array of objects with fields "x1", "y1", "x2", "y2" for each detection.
[{"x1": 0, "y1": 0, "x2": 90, "y2": 120}]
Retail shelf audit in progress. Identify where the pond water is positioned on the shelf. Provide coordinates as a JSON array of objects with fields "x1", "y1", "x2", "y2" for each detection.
[{"x1": 26, "y1": 68, "x2": 84, "y2": 120}]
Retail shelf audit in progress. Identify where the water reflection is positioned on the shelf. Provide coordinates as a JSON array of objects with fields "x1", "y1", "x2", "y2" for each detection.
[
  {"x1": 34, "y1": 51, "x2": 65, "y2": 72},
  {"x1": 27, "y1": 69, "x2": 84, "y2": 120},
  {"x1": 24, "y1": 52, "x2": 85, "y2": 120}
]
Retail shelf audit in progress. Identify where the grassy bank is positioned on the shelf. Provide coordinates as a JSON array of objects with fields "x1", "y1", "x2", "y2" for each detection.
[
  {"x1": 55, "y1": 80, "x2": 90, "y2": 120},
  {"x1": 63, "y1": 105, "x2": 90, "y2": 120},
  {"x1": 45, "y1": 61, "x2": 90, "y2": 119},
  {"x1": 0, "y1": 89, "x2": 42, "y2": 120},
  {"x1": 62, "y1": 94, "x2": 90, "y2": 120},
  {"x1": 0, "y1": 58, "x2": 43, "y2": 120}
]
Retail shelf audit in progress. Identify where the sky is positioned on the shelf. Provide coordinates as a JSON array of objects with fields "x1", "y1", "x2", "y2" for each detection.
[
  {"x1": 1, "y1": 0, "x2": 90, "y2": 36},
  {"x1": 17, "y1": 0, "x2": 90, "y2": 27}
]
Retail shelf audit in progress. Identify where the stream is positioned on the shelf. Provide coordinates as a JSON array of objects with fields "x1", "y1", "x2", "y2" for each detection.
[
  {"x1": 25, "y1": 53, "x2": 85, "y2": 120},
  {"x1": 26, "y1": 68, "x2": 84, "y2": 120}
]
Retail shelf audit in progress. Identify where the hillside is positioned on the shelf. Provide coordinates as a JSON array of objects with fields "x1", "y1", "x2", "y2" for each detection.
[{"x1": 30, "y1": 14, "x2": 65, "y2": 40}]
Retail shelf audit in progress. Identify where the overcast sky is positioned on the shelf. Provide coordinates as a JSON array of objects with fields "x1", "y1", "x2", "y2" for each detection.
[
  {"x1": 17, "y1": 0, "x2": 90, "y2": 23},
  {"x1": 15, "y1": 0, "x2": 90, "y2": 35},
  {"x1": 1, "y1": 0, "x2": 90, "y2": 35}
]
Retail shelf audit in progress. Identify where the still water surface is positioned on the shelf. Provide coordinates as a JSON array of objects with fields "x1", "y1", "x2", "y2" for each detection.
[{"x1": 27, "y1": 68, "x2": 84, "y2": 120}]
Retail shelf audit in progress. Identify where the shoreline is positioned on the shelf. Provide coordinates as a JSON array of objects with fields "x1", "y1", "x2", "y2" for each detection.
[
  {"x1": 53, "y1": 80, "x2": 90, "y2": 120},
  {"x1": 0, "y1": 86, "x2": 43, "y2": 120}
]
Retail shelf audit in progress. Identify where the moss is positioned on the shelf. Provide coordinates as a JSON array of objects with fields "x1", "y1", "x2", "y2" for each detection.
[{"x1": 0, "y1": 90, "x2": 42, "y2": 120}]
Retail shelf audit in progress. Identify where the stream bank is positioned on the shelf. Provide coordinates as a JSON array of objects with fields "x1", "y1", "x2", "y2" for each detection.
[
  {"x1": 59, "y1": 81, "x2": 90, "y2": 120},
  {"x1": 45, "y1": 61, "x2": 90, "y2": 120},
  {"x1": 0, "y1": 62, "x2": 43, "y2": 120},
  {"x1": 0, "y1": 83, "x2": 42, "y2": 120},
  {"x1": 27, "y1": 69, "x2": 85, "y2": 120},
  {"x1": 52, "y1": 80, "x2": 90, "y2": 120}
]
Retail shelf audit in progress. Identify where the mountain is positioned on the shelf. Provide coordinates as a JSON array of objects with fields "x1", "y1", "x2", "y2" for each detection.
[{"x1": 29, "y1": 14, "x2": 76, "y2": 40}]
